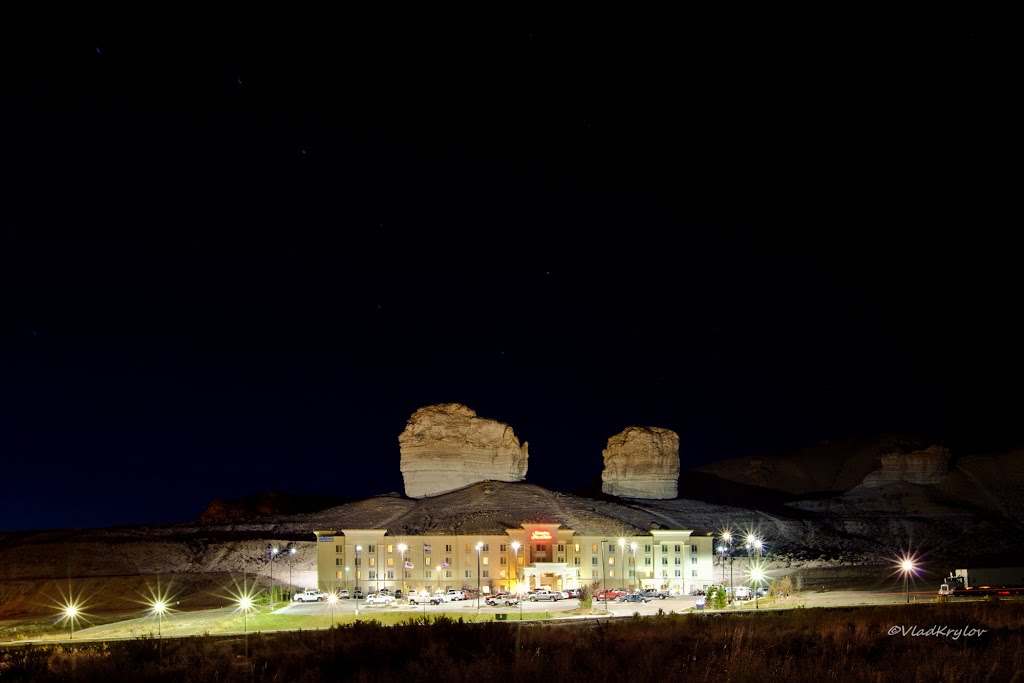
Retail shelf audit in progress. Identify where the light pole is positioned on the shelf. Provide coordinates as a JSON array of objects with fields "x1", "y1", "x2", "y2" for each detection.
[
  {"x1": 475, "y1": 542, "x2": 483, "y2": 613},
  {"x1": 397, "y1": 543, "x2": 408, "y2": 598},
  {"x1": 750, "y1": 566, "x2": 765, "y2": 610},
  {"x1": 629, "y1": 542, "x2": 637, "y2": 591},
  {"x1": 900, "y1": 557, "x2": 917, "y2": 604},
  {"x1": 64, "y1": 604, "x2": 78, "y2": 640},
  {"x1": 270, "y1": 546, "x2": 279, "y2": 605},
  {"x1": 618, "y1": 538, "x2": 626, "y2": 591},
  {"x1": 355, "y1": 545, "x2": 362, "y2": 616},
  {"x1": 345, "y1": 566, "x2": 350, "y2": 594},
  {"x1": 287, "y1": 546, "x2": 296, "y2": 600},
  {"x1": 511, "y1": 541, "x2": 522, "y2": 620},
  {"x1": 327, "y1": 592, "x2": 338, "y2": 627},
  {"x1": 436, "y1": 565, "x2": 442, "y2": 594},
  {"x1": 238, "y1": 594, "x2": 253, "y2": 657},
  {"x1": 600, "y1": 541, "x2": 608, "y2": 608}
]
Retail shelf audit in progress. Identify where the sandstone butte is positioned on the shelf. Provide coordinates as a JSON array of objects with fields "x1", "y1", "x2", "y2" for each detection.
[
  {"x1": 602, "y1": 426, "x2": 680, "y2": 499},
  {"x1": 399, "y1": 403, "x2": 529, "y2": 498}
]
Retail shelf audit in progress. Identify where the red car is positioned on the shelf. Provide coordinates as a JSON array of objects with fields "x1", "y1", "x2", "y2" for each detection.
[{"x1": 593, "y1": 589, "x2": 626, "y2": 601}]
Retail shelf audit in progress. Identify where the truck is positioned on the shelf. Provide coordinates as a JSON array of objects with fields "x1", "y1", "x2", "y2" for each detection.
[
  {"x1": 640, "y1": 588, "x2": 669, "y2": 600},
  {"x1": 409, "y1": 592, "x2": 449, "y2": 605},
  {"x1": 938, "y1": 567, "x2": 1024, "y2": 597}
]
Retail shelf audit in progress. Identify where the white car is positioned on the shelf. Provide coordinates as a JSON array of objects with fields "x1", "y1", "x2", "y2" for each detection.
[
  {"x1": 293, "y1": 590, "x2": 326, "y2": 602},
  {"x1": 364, "y1": 593, "x2": 395, "y2": 605}
]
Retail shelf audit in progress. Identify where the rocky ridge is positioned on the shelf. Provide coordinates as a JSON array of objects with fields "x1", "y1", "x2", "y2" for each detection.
[{"x1": 601, "y1": 426, "x2": 679, "y2": 499}]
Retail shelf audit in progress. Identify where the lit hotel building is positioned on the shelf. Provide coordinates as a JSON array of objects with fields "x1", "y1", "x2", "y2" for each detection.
[{"x1": 313, "y1": 523, "x2": 715, "y2": 596}]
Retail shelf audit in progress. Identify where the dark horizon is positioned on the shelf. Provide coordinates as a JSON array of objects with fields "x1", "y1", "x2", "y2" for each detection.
[{"x1": 1, "y1": 17, "x2": 1017, "y2": 532}]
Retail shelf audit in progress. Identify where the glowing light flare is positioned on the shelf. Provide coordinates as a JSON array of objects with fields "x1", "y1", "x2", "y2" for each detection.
[
  {"x1": 51, "y1": 585, "x2": 91, "y2": 639},
  {"x1": 475, "y1": 541, "x2": 484, "y2": 550},
  {"x1": 327, "y1": 593, "x2": 339, "y2": 605},
  {"x1": 397, "y1": 543, "x2": 408, "y2": 554},
  {"x1": 617, "y1": 538, "x2": 626, "y2": 548},
  {"x1": 510, "y1": 541, "x2": 521, "y2": 551}
]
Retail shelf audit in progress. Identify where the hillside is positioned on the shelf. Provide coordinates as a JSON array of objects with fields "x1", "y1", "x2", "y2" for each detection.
[{"x1": 3, "y1": 436, "x2": 1024, "y2": 619}]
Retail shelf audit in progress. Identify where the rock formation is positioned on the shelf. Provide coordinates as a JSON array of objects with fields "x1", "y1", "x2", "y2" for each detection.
[
  {"x1": 860, "y1": 445, "x2": 951, "y2": 487},
  {"x1": 601, "y1": 426, "x2": 679, "y2": 499},
  {"x1": 399, "y1": 403, "x2": 529, "y2": 498}
]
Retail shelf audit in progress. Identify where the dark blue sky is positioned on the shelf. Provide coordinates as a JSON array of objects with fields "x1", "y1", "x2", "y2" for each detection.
[{"x1": 1, "y1": 16, "x2": 1016, "y2": 530}]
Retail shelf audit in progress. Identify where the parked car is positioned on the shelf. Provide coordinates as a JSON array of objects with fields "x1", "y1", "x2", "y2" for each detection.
[
  {"x1": 395, "y1": 590, "x2": 403, "y2": 599},
  {"x1": 640, "y1": 588, "x2": 669, "y2": 600},
  {"x1": 485, "y1": 593, "x2": 509, "y2": 606},
  {"x1": 690, "y1": 588, "x2": 706, "y2": 596},
  {"x1": 293, "y1": 589, "x2": 326, "y2": 602},
  {"x1": 528, "y1": 590, "x2": 562, "y2": 602},
  {"x1": 336, "y1": 589, "x2": 350, "y2": 599},
  {"x1": 364, "y1": 593, "x2": 395, "y2": 605},
  {"x1": 618, "y1": 593, "x2": 651, "y2": 603},
  {"x1": 446, "y1": 589, "x2": 467, "y2": 601},
  {"x1": 353, "y1": 589, "x2": 364, "y2": 599},
  {"x1": 409, "y1": 592, "x2": 444, "y2": 605},
  {"x1": 593, "y1": 589, "x2": 626, "y2": 601}
]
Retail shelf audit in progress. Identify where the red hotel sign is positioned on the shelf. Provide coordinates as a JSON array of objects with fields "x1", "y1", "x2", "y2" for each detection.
[{"x1": 530, "y1": 530, "x2": 552, "y2": 541}]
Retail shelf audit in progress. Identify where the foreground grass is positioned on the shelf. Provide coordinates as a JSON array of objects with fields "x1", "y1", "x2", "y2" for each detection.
[{"x1": 2, "y1": 602, "x2": 1020, "y2": 682}]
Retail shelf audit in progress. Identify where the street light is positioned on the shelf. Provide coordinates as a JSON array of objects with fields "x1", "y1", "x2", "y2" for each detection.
[
  {"x1": 327, "y1": 592, "x2": 338, "y2": 627},
  {"x1": 397, "y1": 543, "x2": 408, "y2": 598},
  {"x1": 63, "y1": 603, "x2": 79, "y2": 640},
  {"x1": 599, "y1": 541, "x2": 608, "y2": 609},
  {"x1": 269, "y1": 546, "x2": 279, "y2": 605},
  {"x1": 288, "y1": 546, "x2": 297, "y2": 601},
  {"x1": 436, "y1": 565, "x2": 442, "y2": 594},
  {"x1": 629, "y1": 542, "x2": 637, "y2": 591},
  {"x1": 345, "y1": 566, "x2": 350, "y2": 594},
  {"x1": 355, "y1": 545, "x2": 362, "y2": 616},
  {"x1": 511, "y1": 541, "x2": 522, "y2": 621},
  {"x1": 719, "y1": 530, "x2": 734, "y2": 605},
  {"x1": 749, "y1": 565, "x2": 765, "y2": 610},
  {"x1": 475, "y1": 542, "x2": 484, "y2": 613},
  {"x1": 900, "y1": 556, "x2": 918, "y2": 604},
  {"x1": 618, "y1": 539, "x2": 626, "y2": 591}
]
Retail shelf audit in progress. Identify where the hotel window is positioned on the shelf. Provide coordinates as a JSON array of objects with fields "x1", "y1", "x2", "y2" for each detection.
[
  {"x1": 644, "y1": 545, "x2": 651, "y2": 553},
  {"x1": 483, "y1": 557, "x2": 489, "y2": 565},
  {"x1": 518, "y1": 556, "x2": 524, "y2": 566},
  {"x1": 465, "y1": 570, "x2": 472, "y2": 578},
  {"x1": 356, "y1": 570, "x2": 361, "y2": 579},
  {"x1": 446, "y1": 545, "x2": 453, "y2": 552},
  {"x1": 500, "y1": 570, "x2": 506, "y2": 578},
  {"x1": 609, "y1": 544, "x2": 616, "y2": 554},
  {"x1": 574, "y1": 544, "x2": 580, "y2": 553},
  {"x1": 608, "y1": 557, "x2": 614, "y2": 565},
  {"x1": 592, "y1": 557, "x2": 598, "y2": 566},
  {"x1": 404, "y1": 570, "x2": 410, "y2": 579},
  {"x1": 355, "y1": 558, "x2": 361, "y2": 566},
  {"x1": 692, "y1": 556, "x2": 697, "y2": 565},
  {"x1": 446, "y1": 570, "x2": 452, "y2": 578},
  {"x1": 592, "y1": 570, "x2": 598, "y2": 578},
  {"x1": 557, "y1": 557, "x2": 564, "y2": 563},
  {"x1": 446, "y1": 558, "x2": 452, "y2": 567},
  {"x1": 535, "y1": 544, "x2": 547, "y2": 553},
  {"x1": 336, "y1": 545, "x2": 342, "y2": 553},
  {"x1": 609, "y1": 570, "x2": 615, "y2": 578},
  {"x1": 387, "y1": 545, "x2": 394, "y2": 553},
  {"x1": 482, "y1": 544, "x2": 490, "y2": 552},
  {"x1": 335, "y1": 558, "x2": 342, "y2": 566},
  {"x1": 629, "y1": 569, "x2": 635, "y2": 578},
  {"x1": 645, "y1": 556, "x2": 651, "y2": 566},
  {"x1": 425, "y1": 569, "x2": 432, "y2": 578},
  {"x1": 558, "y1": 544, "x2": 565, "y2": 552},
  {"x1": 465, "y1": 544, "x2": 471, "y2": 552},
  {"x1": 386, "y1": 570, "x2": 394, "y2": 579},
  {"x1": 369, "y1": 558, "x2": 376, "y2": 567},
  {"x1": 675, "y1": 570, "x2": 681, "y2": 577},
  {"x1": 369, "y1": 570, "x2": 376, "y2": 579},
  {"x1": 661, "y1": 545, "x2": 668, "y2": 553},
  {"x1": 367, "y1": 545, "x2": 375, "y2": 553},
  {"x1": 591, "y1": 544, "x2": 598, "y2": 553},
  {"x1": 574, "y1": 557, "x2": 581, "y2": 566},
  {"x1": 628, "y1": 556, "x2": 635, "y2": 565},
  {"x1": 425, "y1": 557, "x2": 431, "y2": 565},
  {"x1": 483, "y1": 570, "x2": 489, "y2": 578},
  {"x1": 675, "y1": 557, "x2": 682, "y2": 565},
  {"x1": 387, "y1": 558, "x2": 395, "y2": 567},
  {"x1": 675, "y1": 544, "x2": 681, "y2": 553},
  {"x1": 692, "y1": 570, "x2": 698, "y2": 577},
  {"x1": 500, "y1": 544, "x2": 507, "y2": 552},
  {"x1": 465, "y1": 556, "x2": 471, "y2": 566},
  {"x1": 662, "y1": 557, "x2": 668, "y2": 565},
  {"x1": 336, "y1": 571, "x2": 343, "y2": 579},
  {"x1": 691, "y1": 545, "x2": 697, "y2": 553},
  {"x1": 500, "y1": 557, "x2": 507, "y2": 565}
]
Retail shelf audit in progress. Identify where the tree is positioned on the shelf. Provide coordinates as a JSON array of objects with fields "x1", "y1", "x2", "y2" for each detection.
[
  {"x1": 708, "y1": 585, "x2": 727, "y2": 610},
  {"x1": 779, "y1": 576, "x2": 793, "y2": 597},
  {"x1": 577, "y1": 583, "x2": 593, "y2": 609}
]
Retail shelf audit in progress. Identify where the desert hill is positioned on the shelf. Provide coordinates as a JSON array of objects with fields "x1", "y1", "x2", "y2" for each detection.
[{"x1": 3, "y1": 435, "x2": 1024, "y2": 619}]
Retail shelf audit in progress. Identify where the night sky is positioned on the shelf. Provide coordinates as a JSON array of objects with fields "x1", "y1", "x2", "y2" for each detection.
[{"x1": 1, "y1": 16, "x2": 1016, "y2": 531}]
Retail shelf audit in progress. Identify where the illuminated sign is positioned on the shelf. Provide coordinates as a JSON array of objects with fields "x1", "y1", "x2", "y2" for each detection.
[
  {"x1": 530, "y1": 530, "x2": 552, "y2": 541},
  {"x1": 318, "y1": 536, "x2": 334, "y2": 542}
]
